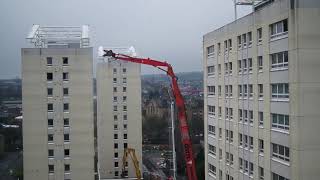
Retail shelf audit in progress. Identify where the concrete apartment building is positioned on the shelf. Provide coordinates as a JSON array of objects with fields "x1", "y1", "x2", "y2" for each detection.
[
  {"x1": 97, "y1": 47, "x2": 142, "y2": 179},
  {"x1": 22, "y1": 25, "x2": 95, "y2": 180},
  {"x1": 203, "y1": 0, "x2": 320, "y2": 180}
]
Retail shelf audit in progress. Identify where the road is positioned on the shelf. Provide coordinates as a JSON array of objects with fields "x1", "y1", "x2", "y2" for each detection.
[{"x1": 143, "y1": 151, "x2": 167, "y2": 179}]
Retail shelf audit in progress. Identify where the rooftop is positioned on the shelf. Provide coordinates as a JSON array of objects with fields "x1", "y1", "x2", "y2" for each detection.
[{"x1": 26, "y1": 25, "x2": 90, "y2": 48}]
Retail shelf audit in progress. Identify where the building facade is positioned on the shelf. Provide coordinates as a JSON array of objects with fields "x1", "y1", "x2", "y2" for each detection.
[
  {"x1": 203, "y1": 1, "x2": 320, "y2": 180},
  {"x1": 22, "y1": 25, "x2": 95, "y2": 180},
  {"x1": 97, "y1": 47, "x2": 142, "y2": 179}
]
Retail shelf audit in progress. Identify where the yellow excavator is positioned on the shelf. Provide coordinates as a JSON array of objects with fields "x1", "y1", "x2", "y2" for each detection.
[{"x1": 121, "y1": 148, "x2": 142, "y2": 180}]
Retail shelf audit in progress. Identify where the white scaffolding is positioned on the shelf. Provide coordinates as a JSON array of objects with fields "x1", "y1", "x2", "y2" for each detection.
[{"x1": 26, "y1": 25, "x2": 90, "y2": 48}]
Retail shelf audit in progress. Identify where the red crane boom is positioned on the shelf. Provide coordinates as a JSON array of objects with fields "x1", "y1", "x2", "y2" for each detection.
[{"x1": 103, "y1": 50, "x2": 198, "y2": 180}]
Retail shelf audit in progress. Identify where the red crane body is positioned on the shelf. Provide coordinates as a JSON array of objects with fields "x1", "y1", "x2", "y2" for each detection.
[{"x1": 103, "y1": 50, "x2": 198, "y2": 180}]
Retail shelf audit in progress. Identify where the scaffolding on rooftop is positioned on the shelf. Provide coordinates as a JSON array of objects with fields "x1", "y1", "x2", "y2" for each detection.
[{"x1": 26, "y1": 25, "x2": 90, "y2": 48}]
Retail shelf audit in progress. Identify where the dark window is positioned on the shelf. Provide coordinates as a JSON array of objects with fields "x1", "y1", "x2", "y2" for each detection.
[
  {"x1": 123, "y1": 87, "x2": 127, "y2": 92},
  {"x1": 124, "y1": 143, "x2": 128, "y2": 148},
  {"x1": 114, "y1": 115, "x2": 118, "y2": 121},
  {"x1": 123, "y1": 124, "x2": 127, "y2": 130},
  {"x1": 49, "y1": 165, "x2": 54, "y2": 173},
  {"x1": 64, "y1": 149, "x2": 70, "y2": 157},
  {"x1": 114, "y1": 152, "x2": 118, "y2": 158},
  {"x1": 115, "y1": 171, "x2": 119, "y2": 176},
  {"x1": 48, "y1": 119, "x2": 53, "y2": 127},
  {"x1": 124, "y1": 133, "x2": 127, "y2": 139},
  {"x1": 64, "y1": 164, "x2": 70, "y2": 172},
  {"x1": 48, "y1": 103, "x2": 53, "y2": 112},
  {"x1": 114, "y1": 134, "x2": 118, "y2": 139},
  {"x1": 63, "y1": 72, "x2": 69, "y2": 81},
  {"x1": 63, "y1": 103, "x2": 69, "y2": 112},
  {"x1": 63, "y1": 88, "x2": 68, "y2": 96},
  {"x1": 47, "y1": 57, "x2": 53, "y2": 66},
  {"x1": 63, "y1": 57, "x2": 68, "y2": 65},
  {"x1": 48, "y1": 134, "x2": 53, "y2": 142},
  {"x1": 48, "y1": 149, "x2": 54, "y2": 157},
  {"x1": 114, "y1": 162, "x2": 118, "y2": 167},
  {"x1": 113, "y1": 87, "x2": 117, "y2": 92},
  {"x1": 64, "y1": 118, "x2": 69, "y2": 127},
  {"x1": 114, "y1": 143, "x2": 118, "y2": 149},
  {"x1": 123, "y1": 68, "x2": 126, "y2": 73},
  {"x1": 64, "y1": 134, "x2": 70, "y2": 142},
  {"x1": 123, "y1": 115, "x2": 127, "y2": 121},
  {"x1": 47, "y1": 88, "x2": 53, "y2": 96},
  {"x1": 47, "y1": 73, "x2": 53, "y2": 81}
]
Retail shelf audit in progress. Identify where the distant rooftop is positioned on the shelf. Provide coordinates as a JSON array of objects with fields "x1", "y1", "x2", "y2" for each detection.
[{"x1": 26, "y1": 25, "x2": 90, "y2": 48}]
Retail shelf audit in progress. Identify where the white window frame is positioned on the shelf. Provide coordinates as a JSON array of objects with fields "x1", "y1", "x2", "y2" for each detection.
[
  {"x1": 208, "y1": 106, "x2": 215, "y2": 116},
  {"x1": 207, "y1": 45, "x2": 214, "y2": 57},
  {"x1": 272, "y1": 143, "x2": 290, "y2": 162},
  {"x1": 207, "y1": 66, "x2": 215, "y2": 76},
  {"x1": 258, "y1": 56, "x2": 263, "y2": 71},
  {"x1": 209, "y1": 144, "x2": 216, "y2": 156},
  {"x1": 271, "y1": 51, "x2": 288, "y2": 71},
  {"x1": 270, "y1": 19, "x2": 288, "y2": 39},
  {"x1": 208, "y1": 125, "x2": 215, "y2": 136},
  {"x1": 271, "y1": 83, "x2": 289, "y2": 100},
  {"x1": 271, "y1": 113, "x2": 290, "y2": 131},
  {"x1": 208, "y1": 86, "x2": 215, "y2": 96}
]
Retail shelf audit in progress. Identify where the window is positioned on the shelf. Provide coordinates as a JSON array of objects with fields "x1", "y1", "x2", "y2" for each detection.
[
  {"x1": 63, "y1": 88, "x2": 68, "y2": 96},
  {"x1": 239, "y1": 109, "x2": 243, "y2": 122},
  {"x1": 123, "y1": 114, "x2": 127, "y2": 120},
  {"x1": 225, "y1": 130, "x2": 229, "y2": 142},
  {"x1": 64, "y1": 149, "x2": 70, "y2": 157},
  {"x1": 123, "y1": 77, "x2": 127, "y2": 84},
  {"x1": 271, "y1": 83, "x2": 289, "y2": 99},
  {"x1": 248, "y1": 32, "x2": 252, "y2": 46},
  {"x1": 259, "y1": 139, "x2": 264, "y2": 154},
  {"x1": 244, "y1": 134, "x2": 248, "y2": 148},
  {"x1": 123, "y1": 68, "x2": 127, "y2": 74},
  {"x1": 123, "y1": 124, "x2": 127, "y2": 130},
  {"x1": 259, "y1": 167, "x2": 264, "y2": 180},
  {"x1": 64, "y1": 134, "x2": 70, "y2": 142},
  {"x1": 113, "y1": 68, "x2": 117, "y2": 74},
  {"x1": 238, "y1": 85, "x2": 242, "y2": 97},
  {"x1": 123, "y1": 96, "x2": 127, "y2": 102},
  {"x1": 207, "y1": 66, "x2": 215, "y2": 76},
  {"x1": 62, "y1": 118, "x2": 69, "y2": 127},
  {"x1": 207, "y1": 45, "x2": 214, "y2": 57},
  {"x1": 209, "y1": 144, "x2": 216, "y2": 156},
  {"x1": 270, "y1": 19, "x2": 288, "y2": 39},
  {"x1": 244, "y1": 110, "x2": 248, "y2": 123},
  {"x1": 226, "y1": 152, "x2": 230, "y2": 164},
  {"x1": 123, "y1": 87, "x2": 127, "y2": 92},
  {"x1": 238, "y1": 60, "x2": 242, "y2": 73},
  {"x1": 218, "y1": 64, "x2": 221, "y2": 75},
  {"x1": 271, "y1": 51, "x2": 288, "y2": 70},
  {"x1": 238, "y1": 35, "x2": 242, "y2": 48},
  {"x1": 113, "y1": 78, "x2": 117, "y2": 83},
  {"x1": 113, "y1": 96, "x2": 117, "y2": 102},
  {"x1": 113, "y1": 105, "x2": 117, "y2": 112},
  {"x1": 249, "y1": 136, "x2": 254, "y2": 150},
  {"x1": 272, "y1": 172, "x2": 289, "y2": 180},
  {"x1": 63, "y1": 103, "x2": 69, "y2": 112},
  {"x1": 242, "y1": 34, "x2": 247, "y2": 46},
  {"x1": 114, "y1": 152, "x2": 118, "y2": 158},
  {"x1": 248, "y1": 58, "x2": 253, "y2": 71},
  {"x1": 208, "y1": 163, "x2": 216, "y2": 176},
  {"x1": 114, "y1": 133, "x2": 118, "y2": 140},
  {"x1": 239, "y1": 133, "x2": 243, "y2": 146},
  {"x1": 225, "y1": 63, "x2": 228, "y2": 75},
  {"x1": 49, "y1": 165, "x2": 54, "y2": 173},
  {"x1": 124, "y1": 143, "x2": 128, "y2": 148},
  {"x1": 48, "y1": 149, "x2": 54, "y2": 158},
  {"x1": 47, "y1": 57, "x2": 53, "y2": 66},
  {"x1": 224, "y1": 40, "x2": 228, "y2": 52},
  {"x1": 123, "y1": 105, "x2": 127, "y2": 112},
  {"x1": 208, "y1": 106, "x2": 215, "y2": 116},
  {"x1": 249, "y1": 162, "x2": 254, "y2": 176},
  {"x1": 218, "y1": 106, "x2": 222, "y2": 118},
  {"x1": 219, "y1": 170, "x2": 223, "y2": 180},
  {"x1": 228, "y1": 39, "x2": 232, "y2": 50},
  {"x1": 257, "y1": 28, "x2": 262, "y2": 43},
  {"x1": 62, "y1": 57, "x2": 68, "y2": 65},
  {"x1": 239, "y1": 158, "x2": 243, "y2": 170},
  {"x1": 249, "y1": 84, "x2": 253, "y2": 98},
  {"x1": 208, "y1": 86, "x2": 215, "y2": 96},
  {"x1": 244, "y1": 159, "x2": 249, "y2": 173},
  {"x1": 114, "y1": 143, "x2": 118, "y2": 149},
  {"x1": 242, "y1": 59, "x2": 247, "y2": 72},
  {"x1": 65, "y1": 164, "x2": 70, "y2": 172},
  {"x1": 48, "y1": 103, "x2": 53, "y2": 112},
  {"x1": 259, "y1": 112, "x2": 264, "y2": 126},
  {"x1": 47, "y1": 88, "x2": 53, "y2": 97},
  {"x1": 48, "y1": 134, "x2": 54, "y2": 142},
  {"x1": 114, "y1": 115, "x2": 118, "y2": 121},
  {"x1": 219, "y1": 128, "x2": 222, "y2": 139},
  {"x1": 124, "y1": 133, "x2": 127, "y2": 139},
  {"x1": 208, "y1": 125, "x2": 215, "y2": 136},
  {"x1": 258, "y1": 84, "x2": 263, "y2": 98},
  {"x1": 115, "y1": 171, "x2": 119, "y2": 177},
  {"x1": 218, "y1": 43, "x2": 221, "y2": 55},
  {"x1": 272, "y1": 143, "x2": 290, "y2": 162},
  {"x1": 48, "y1": 119, "x2": 53, "y2": 127},
  {"x1": 113, "y1": 87, "x2": 117, "y2": 92},
  {"x1": 271, "y1": 113, "x2": 290, "y2": 131},
  {"x1": 114, "y1": 124, "x2": 118, "y2": 130},
  {"x1": 229, "y1": 62, "x2": 232, "y2": 74},
  {"x1": 258, "y1": 56, "x2": 263, "y2": 70},
  {"x1": 218, "y1": 86, "x2": 221, "y2": 97},
  {"x1": 249, "y1": 110, "x2": 253, "y2": 124},
  {"x1": 47, "y1": 73, "x2": 53, "y2": 81},
  {"x1": 63, "y1": 72, "x2": 69, "y2": 81}
]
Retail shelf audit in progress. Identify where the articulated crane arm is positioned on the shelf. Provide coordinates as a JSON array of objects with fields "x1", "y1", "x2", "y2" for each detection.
[
  {"x1": 121, "y1": 148, "x2": 141, "y2": 179},
  {"x1": 103, "y1": 50, "x2": 198, "y2": 180}
]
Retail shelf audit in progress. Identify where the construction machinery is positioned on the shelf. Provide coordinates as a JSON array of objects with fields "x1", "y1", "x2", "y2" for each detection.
[
  {"x1": 121, "y1": 148, "x2": 142, "y2": 180},
  {"x1": 103, "y1": 49, "x2": 198, "y2": 180}
]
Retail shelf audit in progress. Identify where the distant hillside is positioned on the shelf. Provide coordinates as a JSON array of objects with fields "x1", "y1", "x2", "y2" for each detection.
[{"x1": 142, "y1": 71, "x2": 203, "y2": 82}]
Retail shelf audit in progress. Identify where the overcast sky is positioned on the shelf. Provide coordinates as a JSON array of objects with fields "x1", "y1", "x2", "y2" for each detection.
[{"x1": 0, "y1": 0, "x2": 251, "y2": 78}]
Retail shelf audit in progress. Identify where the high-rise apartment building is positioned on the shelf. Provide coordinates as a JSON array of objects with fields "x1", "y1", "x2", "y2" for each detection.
[
  {"x1": 22, "y1": 25, "x2": 95, "y2": 180},
  {"x1": 97, "y1": 47, "x2": 142, "y2": 179},
  {"x1": 203, "y1": 1, "x2": 320, "y2": 180}
]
